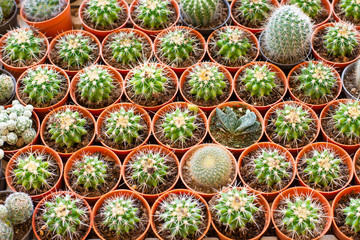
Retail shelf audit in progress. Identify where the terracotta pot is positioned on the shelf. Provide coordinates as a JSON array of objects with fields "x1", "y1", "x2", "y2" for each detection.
[
  {"x1": 238, "y1": 142, "x2": 296, "y2": 201},
  {"x1": 122, "y1": 144, "x2": 179, "y2": 202},
  {"x1": 152, "y1": 102, "x2": 207, "y2": 155},
  {"x1": 48, "y1": 30, "x2": 102, "y2": 77},
  {"x1": 154, "y1": 26, "x2": 206, "y2": 74},
  {"x1": 130, "y1": 0, "x2": 180, "y2": 38},
  {"x1": 32, "y1": 191, "x2": 92, "y2": 240},
  {"x1": 296, "y1": 142, "x2": 353, "y2": 200},
  {"x1": 0, "y1": 68, "x2": 16, "y2": 106},
  {"x1": 320, "y1": 99, "x2": 360, "y2": 154},
  {"x1": 211, "y1": 187, "x2": 271, "y2": 240},
  {"x1": 96, "y1": 103, "x2": 151, "y2": 157},
  {"x1": 311, "y1": 23, "x2": 360, "y2": 70},
  {"x1": 20, "y1": 0, "x2": 72, "y2": 39},
  {"x1": 264, "y1": 101, "x2": 320, "y2": 155},
  {"x1": 271, "y1": 187, "x2": 333, "y2": 240},
  {"x1": 64, "y1": 146, "x2": 122, "y2": 204},
  {"x1": 234, "y1": 61, "x2": 287, "y2": 114},
  {"x1": 150, "y1": 189, "x2": 211, "y2": 240},
  {"x1": 70, "y1": 65, "x2": 124, "y2": 117},
  {"x1": 332, "y1": 0, "x2": 360, "y2": 31},
  {"x1": 354, "y1": 148, "x2": 360, "y2": 185},
  {"x1": 40, "y1": 105, "x2": 96, "y2": 159},
  {"x1": 5, "y1": 145, "x2": 63, "y2": 201},
  {"x1": 287, "y1": 61, "x2": 342, "y2": 113},
  {"x1": 207, "y1": 101, "x2": 264, "y2": 155},
  {"x1": 0, "y1": 29, "x2": 49, "y2": 79},
  {"x1": 101, "y1": 28, "x2": 153, "y2": 76},
  {"x1": 0, "y1": 0, "x2": 18, "y2": 36},
  {"x1": 79, "y1": 0, "x2": 129, "y2": 40},
  {"x1": 124, "y1": 63, "x2": 178, "y2": 112}
]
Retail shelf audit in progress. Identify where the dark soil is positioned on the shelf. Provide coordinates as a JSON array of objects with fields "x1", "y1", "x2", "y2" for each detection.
[
  {"x1": 334, "y1": 0, "x2": 360, "y2": 26},
  {"x1": 0, "y1": 5, "x2": 15, "y2": 25},
  {"x1": 310, "y1": 5, "x2": 330, "y2": 26},
  {"x1": 343, "y1": 67, "x2": 360, "y2": 98}
]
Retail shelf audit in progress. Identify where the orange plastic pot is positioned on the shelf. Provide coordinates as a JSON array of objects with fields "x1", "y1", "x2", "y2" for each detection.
[
  {"x1": 150, "y1": 189, "x2": 211, "y2": 240},
  {"x1": 96, "y1": 103, "x2": 151, "y2": 157},
  {"x1": 296, "y1": 142, "x2": 353, "y2": 200},
  {"x1": 79, "y1": 0, "x2": 129, "y2": 40},
  {"x1": 271, "y1": 187, "x2": 333, "y2": 240},
  {"x1": 70, "y1": 65, "x2": 124, "y2": 117},
  {"x1": 288, "y1": 61, "x2": 342, "y2": 113},
  {"x1": 40, "y1": 105, "x2": 96, "y2": 159},
  {"x1": 354, "y1": 148, "x2": 360, "y2": 185},
  {"x1": 124, "y1": 63, "x2": 178, "y2": 112},
  {"x1": 234, "y1": 61, "x2": 287, "y2": 115},
  {"x1": 122, "y1": 144, "x2": 180, "y2": 203},
  {"x1": 5, "y1": 145, "x2": 63, "y2": 201},
  {"x1": 20, "y1": 0, "x2": 72, "y2": 39},
  {"x1": 238, "y1": 142, "x2": 296, "y2": 201}
]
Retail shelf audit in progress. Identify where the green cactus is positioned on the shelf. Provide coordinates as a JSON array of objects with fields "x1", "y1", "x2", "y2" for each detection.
[
  {"x1": 242, "y1": 64, "x2": 276, "y2": 97},
  {"x1": 136, "y1": 0, "x2": 172, "y2": 29},
  {"x1": 341, "y1": 0, "x2": 360, "y2": 21},
  {"x1": 237, "y1": 0, "x2": 272, "y2": 23},
  {"x1": 0, "y1": 0, "x2": 15, "y2": 18},
  {"x1": 5, "y1": 192, "x2": 33, "y2": 225},
  {"x1": 23, "y1": 0, "x2": 67, "y2": 22},
  {"x1": 343, "y1": 197, "x2": 360, "y2": 233},
  {"x1": 333, "y1": 100, "x2": 360, "y2": 137},
  {"x1": 324, "y1": 23, "x2": 359, "y2": 57},
  {"x1": 289, "y1": 0, "x2": 322, "y2": 18},
  {"x1": 84, "y1": 0, "x2": 122, "y2": 27},
  {"x1": 0, "y1": 220, "x2": 13, "y2": 240},
  {"x1": 181, "y1": 0, "x2": 219, "y2": 27},
  {"x1": 0, "y1": 74, "x2": 14, "y2": 104}
]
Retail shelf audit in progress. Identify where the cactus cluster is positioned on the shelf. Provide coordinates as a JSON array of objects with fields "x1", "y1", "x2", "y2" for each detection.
[
  {"x1": 84, "y1": 0, "x2": 122, "y2": 27},
  {"x1": 289, "y1": 0, "x2": 322, "y2": 18},
  {"x1": 333, "y1": 100, "x2": 360, "y2": 137},
  {"x1": 241, "y1": 64, "x2": 276, "y2": 97},
  {"x1": 23, "y1": 0, "x2": 67, "y2": 22},
  {"x1": 0, "y1": 74, "x2": 14, "y2": 105},
  {"x1": 343, "y1": 197, "x2": 360, "y2": 233},
  {"x1": 341, "y1": 0, "x2": 360, "y2": 21},
  {"x1": 181, "y1": 0, "x2": 219, "y2": 27},
  {"x1": 136, "y1": 0, "x2": 172, "y2": 29},
  {"x1": 237, "y1": 0, "x2": 272, "y2": 23},
  {"x1": 0, "y1": 0, "x2": 15, "y2": 22}
]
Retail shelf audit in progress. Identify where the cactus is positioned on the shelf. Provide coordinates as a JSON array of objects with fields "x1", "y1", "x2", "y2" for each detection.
[
  {"x1": 324, "y1": 23, "x2": 359, "y2": 57},
  {"x1": 84, "y1": 0, "x2": 122, "y2": 27},
  {"x1": 0, "y1": 220, "x2": 13, "y2": 240},
  {"x1": 0, "y1": 8, "x2": 3, "y2": 23},
  {"x1": 237, "y1": 0, "x2": 272, "y2": 23},
  {"x1": 181, "y1": 0, "x2": 219, "y2": 27},
  {"x1": 5, "y1": 192, "x2": 33, "y2": 225},
  {"x1": 1, "y1": 29, "x2": 46, "y2": 68},
  {"x1": 77, "y1": 65, "x2": 115, "y2": 103},
  {"x1": 356, "y1": 60, "x2": 360, "y2": 87},
  {"x1": 0, "y1": 205, "x2": 7, "y2": 221},
  {"x1": 333, "y1": 100, "x2": 360, "y2": 137},
  {"x1": 0, "y1": 74, "x2": 14, "y2": 104},
  {"x1": 23, "y1": 0, "x2": 67, "y2": 22},
  {"x1": 289, "y1": 0, "x2": 322, "y2": 18},
  {"x1": 47, "y1": 108, "x2": 88, "y2": 148},
  {"x1": 263, "y1": 5, "x2": 313, "y2": 64},
  {"x1": 189, "y1": 145, "x2": 233, "y2": 189},
  {"x1": 343, "y1": 197, "x2": 360, "y2": 233},
  {"x1": 341, "y1": 0, "x2": 360, "y2": 21},
  {"x1": 71, "y1": 154, "x2": 107, "y2": 189},
  {"x1": 0, "y1": 0, "x2": 15, "y2": 18},
  {"x1": 136, "y1": 0, "x2": 172, "y2": 29},
  {"x1": 242, "y1": 64, "x2": 276, "y2": 97}
]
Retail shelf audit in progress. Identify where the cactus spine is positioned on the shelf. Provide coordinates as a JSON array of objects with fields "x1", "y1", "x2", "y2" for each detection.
[
  {"x1": 0, "y1": 0, "x2": 15, "y2": 18},
  {"x1": 136, "y1": 0, "x2": 172, "y2": 29},
  {"x1": 341, "y1": 0, "x2": 360, "y2": 21},
  {"x1": 0, "y1": 220, "x2": 13, "y2": 240},
  {"x1": 23, "y1": 0, "x2": 67, "y2": 22},
  {"x1": 181, "y1": 0, "x2": 219, "y2": 27},
  {"x1": 343, "y1": 197, "x2": 360, "y2": 233},
  {"x1": 333, "y1": 100, "x2": 360, "y2": 137},
  {"x1": 289, "y1": 0, "x2": 322, "y2": 18},
  {"x1": 5, "y1": 192, "x2": 33, "y2": 225},
  {"x1": 242, "y1": 64, "x2": 276, "y2": 97},
  {"x1": 324, "y1": 23, "x2": 359, "y2": 57},
  {"x1": 0, "y1": 74, "x2": 14, "y2": 104},
  {"x1": 237, "y1": 0, "x2": 272, "y2": 23},
  {"x1": 85, "y1": 0, "x2": 122, "y2": 27}
]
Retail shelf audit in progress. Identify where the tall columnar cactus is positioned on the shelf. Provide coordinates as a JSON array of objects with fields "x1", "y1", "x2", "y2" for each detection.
[
  {"x1": 23, "y1": 0, "x2": 67, "y2": 22},
  {"x1": 263, "y1": 5, "x2": 313, "y2": 64},
  {"x1": 0, "y1": 74, "x2": 14, "y2": 104},
  {"x1": 181, "y1": 0, "x2": 219, "y2": 27},
  {"x1": 289, "y1": 0, "x2": 322, "y2": 18},
  {"x1": 0, "y1": 0, "x2": 15, "y2": 18},
  {"x1": 324, "y1": 23, "x2": 359, "y2": 57},
  {"x1": 341, "y1": 0, "x2": 360, "y2": 21},
  {"x1": 242, "y1": 64, "x2": 276, "y2": 97},
  {"x1": 333, "y1": 100, "x2": 360, "y2": 137},
  {"x1": 343, "y1": 197, "x2": 360, "y2": 233},
  {"x1": 0, "y1": 220, "x2": 13, "y2": 240},
  {"x1": 136, "y1": 0, "x2": 172, "y2": 29},
  {"x1": 237, "y1": 0, "x2": 272, "y2": 23},
  {"x1": 77, "y1": 66, "x2": 115, "y2": 103},
  {"x1": 85, "y1": 0, "x2": 122, "y2": 27},
  {"x1": 48, "y1": 108, "x2": 88, "y2": 147},
  {"x1": 101, "y1": 195, "x2": 140, "y2": 234},
  {"x1": 5, "y1": 192, "x2": 33, "y2": 225}
]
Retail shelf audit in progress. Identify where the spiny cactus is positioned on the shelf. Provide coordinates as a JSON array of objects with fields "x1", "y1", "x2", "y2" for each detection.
[
  {"x1": 5, "y1": 192, "x2": 33, "y2": 225},
  {"x1": 242, "y1": 64, "x2": 276, "y2": 97},
  {"x1": 343, "y1": 197, "x2": 360, "y2": 233},
  {"x1": 48, "y1": 108, "x2": 88, "y2": 148},
  {"x1": 356, "y1": 60, "x2": 360, "y2": 87},
  {"x1": 23, "y1": 0, "x2": 67, "y2": 22},
  {"x1": 263, "y1": 5, "x2": 313, "y2": 64},
  {"x1": 136, "y1": 0, "x2": 172, "y2": 29},
  {"x1": 0, "y1": 0, "x2": 15, "y2": 18},
  {"x1": 0, "y1": 220, "x2": 13, "y2": 240},
  {"x1": 84, "y1": 0, "x2": 122, "y2": 27},
  {"x1": 0, "y1": 205, "x2": 7, "y2": 221},
  {"x1": 289, "y1": 0, "x2": 322, "y2": 18},
  {"x1": 0, "y1": 74, "x2": 14, "y2": 104},
  {"x1": 333, "y1": 100, "x2": 360, "y2": 137},
  {"x1": 341, "y1": 0, "x2": 360, "y2": 21},
  {"x1": 324, "y1": 23, "x2": 359, "y2": 57},
  {"x1": 237, "y1": 0, "x2": 272, "y2": 23},
  {"x1": 181, "y1": 0, "x2": 219, "y2": 27}
]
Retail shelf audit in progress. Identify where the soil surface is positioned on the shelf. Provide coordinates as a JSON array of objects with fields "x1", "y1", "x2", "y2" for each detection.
[
  {"x1": 343, "y1": 68, "x2": 360, "y2": 98},
  {"x1": 334, "y1": 0, "x2": 360, "y2": 26}
]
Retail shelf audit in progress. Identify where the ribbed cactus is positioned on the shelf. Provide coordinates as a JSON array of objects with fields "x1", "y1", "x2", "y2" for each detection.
[
  {"x1": 0, "y1": 74, "x2": 14, "y2": 104},
  {"x1": 242, "y1": 64, "x2": 276, "y2": 97},
  {"x1": 0, "y1": 220, "x2": 13, "y2": 240},
  {"x1": 5, "y1": 192, "x2": 33, "y2": 225},
  {"x1": 237, "y1": 0, "x2": 271, "y2": 23},
  {"x1": 324, "y1": 23, "x2": 359, "y2": 57},
  {"x1": 343, "y1": 197, "x2": 360, "y2": 233},
  {"x1": 341, "y1": 0, "x2": 360, "y2": 21},
  {"x1": 84, "y1": 0, "x2": 122, "y2": 27},
  {"x1": 0, "y1": 0, "x2": 15, "y2": 18},
  {"x1": 136, "y1": 0, "x2": 172, "y2": 29},
  {"x1": 23, "y1": 0, "x2": 67, "y2": 22},
  {"x1": 333, "y1": 100, "x2": 360, "y2": 137},
  {"x1": 48, "y1": 108, "x2": 88, "y2": 148},
  {"x1": 181, "y1": 0, "x2": 219, "y2": 27},
  {"x1": 263, "y1": 5, "x2": 313, "y2": 64},
  {"x1": 289, "y1": 0, "x2": 322, "y2": 18}
]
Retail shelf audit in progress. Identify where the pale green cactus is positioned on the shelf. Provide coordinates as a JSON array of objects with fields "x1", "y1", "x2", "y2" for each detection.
[
  {"x1": 0, "y1": 74, "x2": 14, "y2": 104},
  {"x1": 0, "y1": 220, "x2": 13, "y2": 240},
  {"x1": 5, "y1": 192, "x2": 33, "y2": 225},
  {"x1": 22, "y1": 0, "x2": 67, "y2": 22}
]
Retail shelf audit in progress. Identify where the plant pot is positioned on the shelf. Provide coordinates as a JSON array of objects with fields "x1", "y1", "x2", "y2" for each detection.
[
  {"x1": 0, "y1": 160, "x2": 5, "y2": 191},
  {"x1": 92, "y1": 189, "x2": 151, "y2": 240},
  {"x1": 96, "y1": 103, "x2": 152, "y2": 157},
  {"x1": 179, "y1": 62, "x2": 233, "y2": 113},
  {"x1": 0, "y1": 68, "x2": 16, "y2": 106},
  {"x1": 101, "y1": 28, "x2": 153, "y2": 76},
  {"x1": 20, "y1": 0, "x2": 73, "y2": 39},
  {"x1": 341, "y1": 62, "x2": 359, "y2": 100},
  {"x1": 40, "y1": 105, "x2": 96, "y2": 159},
  {"x1": 296, "y1": 142, "x2": 353, "y2": 200},
  {"x1": 354, "y1": 148, "x2": 360, "y2": 185},
  {"x1": 70, "y1": 65, "x2": 124, "y2": 117},
  {"x1": 150, "y1": 189, "x2": 211, "y2": 240},
  {"x1": 124, "y1": 63, "x2": 178, "y2": 112},
  {"x1": 64, "y1": 146, "x2": 122, "y2": 204},
  {"x1": 122, "y1": 144, "x2": 180, "y2": 203},
  {"x1": 234, "y1": 61, "x2": 287, "y2": 115},
  {"x1": 79, "y1": 0, "x2": 129, "y2": 41},
  {"x1": 271, "y1": 187, "x2": 333, "y2": 240},
  {"x1": 16, "y1": 64, "x2": 70, "y2": 118},
  {"x1": 0, "y1": 0, "x2": 18, "y2": 35},
  {"x1": 207, "y1": 101, "x2": 264, "y2": 155},
  {"x1": 130, "y1": 0, "x2": 180, "y2": 38},
  {"x1": 48, "y1": 30, "x2": 102, "y2": 77},
  {"x1": 238, "y1": 142, "x2": 296, "y2": 201},
  {"x1": 5, "y1": 145, "x2": 63, "y2": 201},
  {"x1": 152, "y1": 102, "x2": 207, "y2": 155},
  {"x1": 332, "y1": 0, "x2": 360, "y2": 31},
  {"x1": 287, "y1": 61, "x2": 342, "y2": 113}
]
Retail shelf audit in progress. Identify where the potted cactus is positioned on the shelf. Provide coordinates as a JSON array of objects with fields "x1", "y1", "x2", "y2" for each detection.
[
  {"x1": 333, "y1": 0, "x2": 360, "y2": 30},
  {"x1": 40, "y1": 105, "x2": 96, "y2": 159},
  {"x1": 0, "y1": 0, "x2": 17, "y2": 35},
  {"x1": 101, "y1": 28, "x2": 153, "y2": 75},
  {"x1": 179, "y1": 62, "x2": 233, "y2": 113},
  {"x1": 96, "y1": 103, "x2": 152, "y2": 156},
  {"x1": 209, "y1": 187, "x2": 271, "y2": 240},
  {"x1": 0, "y1": 69, "x2": 16, "y2": 106},
  {"x1": 124, "y1": 63, "x2": 178, "y2": 112},
  {"x1": 342, "y1": 60, "x2": 360, "y2": 99},
  {"x1": 48, "y1": 30, "x2": 101, "y2": 76},
  {"x1": 32, "y1": 191, "x2": 92, "y2": 240},
  {"x1": 150, "y1": 189, "x2": 211, "y2": 240},
  {"x1": 70, "y1": 65, "x2": 124, "y2": 116},
  {"x1": 64, "y1": 146, "x2": 122, "y2": 204},
  {"x1": 354, "y1": 148, "x2": 360, "y2": 185},
  {"x1": 238, "y1": 142, "x2": 296, "y2": 201},
  {"x1": 234, "y1": 61, "x2": 287, "y2": 114},
  {"x1": 152, "y1": 102, "x2": 207, "y2": 154},
  {"x1": 79, "y1": 0, "x2": 129, "y2": 39}
]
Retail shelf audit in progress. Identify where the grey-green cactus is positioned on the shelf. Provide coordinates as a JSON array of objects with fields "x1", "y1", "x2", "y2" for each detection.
[
  {"x1": 237, "y1": 0, "x2": 272, "y2": 23},
  {"x1": 0, "y1": 8, "x2": 3, "y2": 23},
  {"x1": 289, "y1": 0, "x2": 322, "y2": 18},
  {"x1": 343, "y1": 197, "x2": 360, "y2": 233},
  {"x1": 241, "y1": 64, "x2": 276, "y2": 97},
  {"x1": 333, "y1": 100, "x2": 360, "y2": 137},
  {"x1": 324, "y1": 23, "x2": 359, "y2": 57},
  {"x1": 341, "y1": 0, "x2": 360, "y2": 21},
  {"x1": 0, "y1": 74, "x2": 14, "y2": 104},
  {"x1": 0, "y1": 205, "x2": 7, "y2": 221},
  {"x1": 0, "y1": 220, "x2": 13, "y2": 240},
  {"x1": 0, "y1": 0, "x2": 15, "y2": 18},
  {"x1": 23, "y1": 0, "x2": 67, "y2": 22},
  {"x1": 136, "y1": 0, "x2": 172, "y2": 29},
  {"x1": 84, "y1": 0, "x2": 122, "y2": 27},
  {"x1": 181, "y1": 0, "x2": 219, "y2": 27},
  {"x1": 5, "y1": 192, "x2": 33, "y2": 225}
]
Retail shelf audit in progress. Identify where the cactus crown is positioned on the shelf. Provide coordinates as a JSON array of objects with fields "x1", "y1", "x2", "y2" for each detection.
[
  {"x1": 5, "y1": 192, "x2": 33, "y2": 225},
  {"x1": 181, "y1": 0, "x2": 219, "y2": 27},
  {"x1": 341, "y1": 0, "x2": 360, "y2": 21},
  {"x1": 324, "y1": 23, "x2": 359, "y2": 57},
  {"x1": 289, "y1": 0, "x2": 322, "y2": 18},
  {"x1": 343, "y1": 197, "x2": 360, "y2": 233},
  {"x1": 85, "y1": 0, "x2": 122, "y2": 27},
  {"x1": 0, "y1": 0, "x2": 15, "y2": 18},
  {"x1": 136, "y1": 0, "x2": 172, "y2": 29},
  {"x1": 241, "y1": 64, "x2": 276, "y2": 97},
  {"x1": 23, "y1": 0, "x2": 67, "y2": 22},
  {"x1": 0, "y1": 220, "x2": 13, "y2": 240},
  {"x1": 333, "y1": 100, "x2": 360, "y2": 137},
  {"x1": 263, "y1": 5, "x2": 313, "y2": 64},
  {"x1": 237, "y1": 0, "x2": 272, "y2": 23},
  {"x1": 0, "y1": 74, "x2": 14, "y2": 104}
]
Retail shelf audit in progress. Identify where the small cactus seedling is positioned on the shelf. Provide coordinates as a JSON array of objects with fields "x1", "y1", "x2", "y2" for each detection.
[
  {"x1": 341, "y1": 0, "x2": 360, "y2": 21},
  {"x1": 135, "y1": 0, "x2": 172, "y2": 29},
  {"x1": 84, "y1": 0, "x2": 122, "y2": 27},
  {"x1": 0, "y1": 0, "x2": 15, "y2": 18},
  {"x1": 343, "y1": 197, "x2": 360, "y2": 233},
  {"x1": 5, "y1": 192, "x2": 33, "y2": 225},
  {"x1": 333, "y1": 100, "x2": 360, "y2": 137},
  {"x1": 0, "y1": 220, "x2": 13, "y2": 240},
  {"x1": 23, "y1": 0, "x2": 67, "y2": 22},
  {"x1": 237, "y1": 0, "x2": 272, "y2": 24},
  {"x1": 324, "y1": 23, "x2": 359, "y2": 57},
  {"x1": 289, "y1": 0, "x2": 322, "y2": 18},
  {"x1": 0, "y1": 74, "x2": 14, "y2": 104},
  {"x1": 241, "y1": 64, "x2": 276, "y2": 97},
  {"x1": 181, "y1": 0, "x2": 219, "y2": 27}
]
